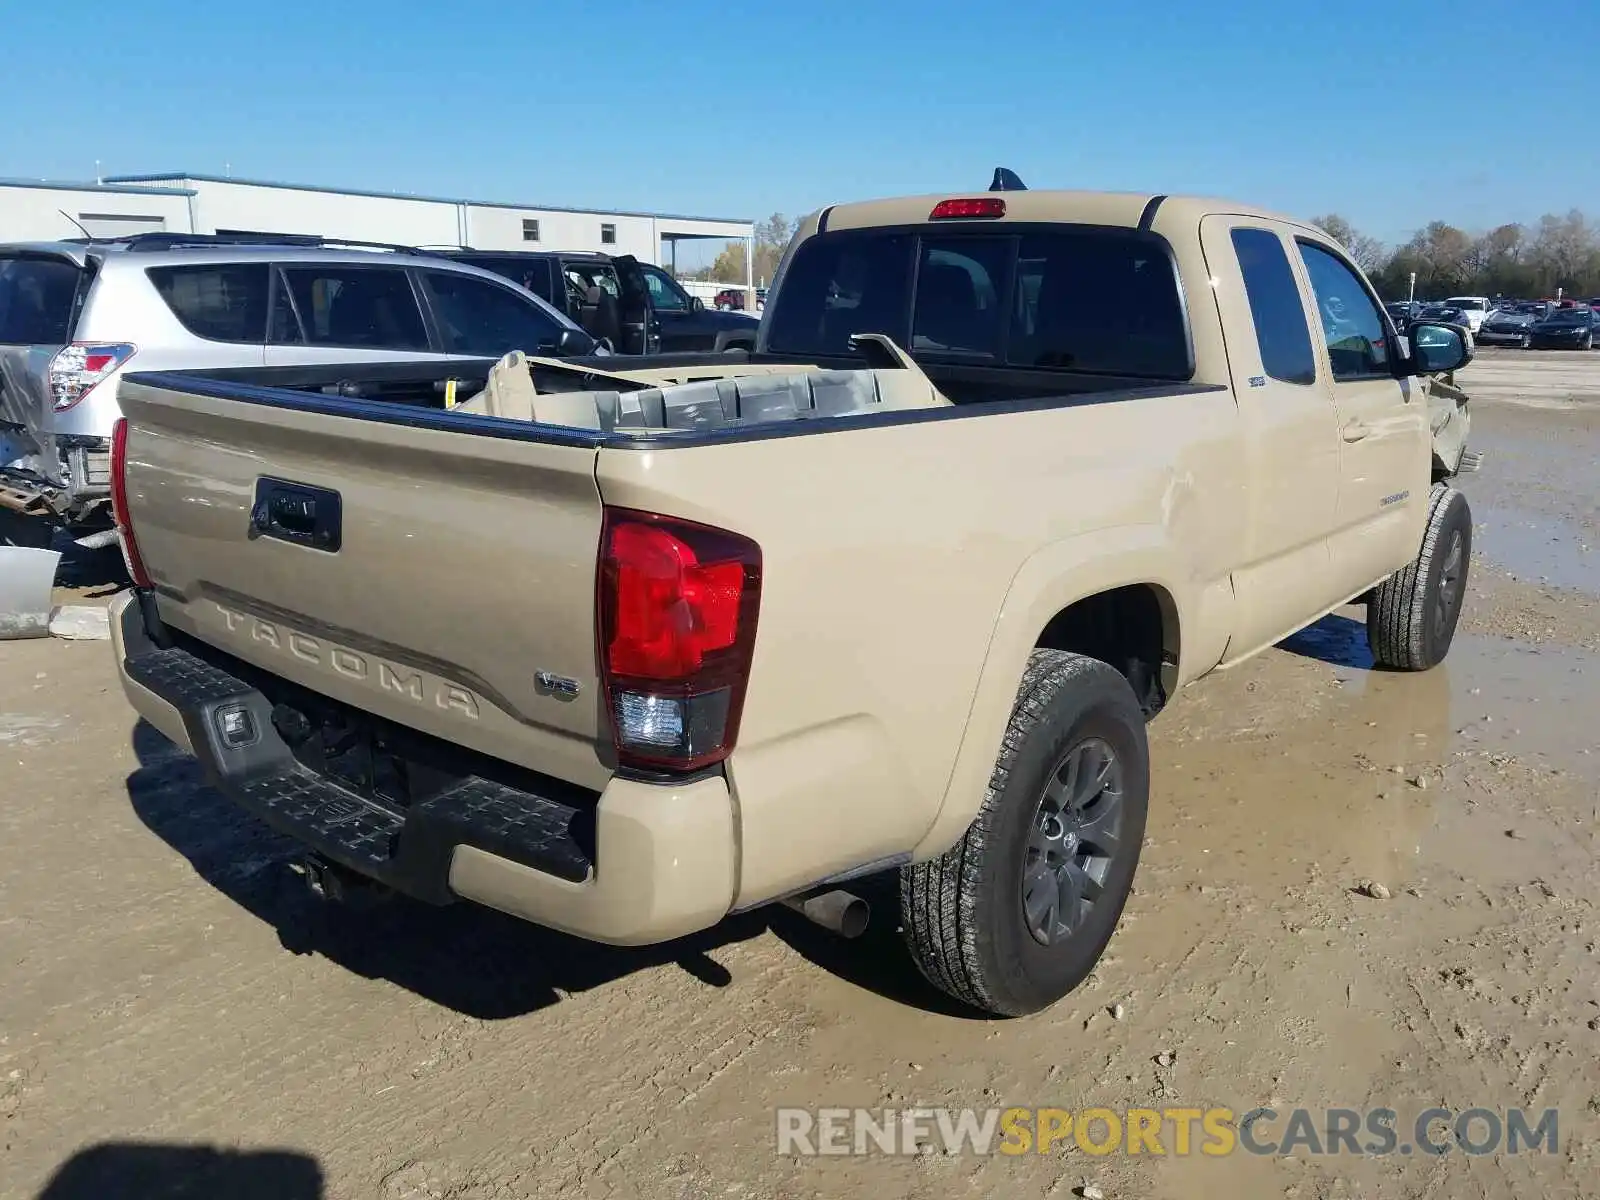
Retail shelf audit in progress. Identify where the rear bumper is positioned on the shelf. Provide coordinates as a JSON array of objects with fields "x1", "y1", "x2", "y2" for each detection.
[
  {"x1": 110, "y1": 592, "x2": 737, "y2": 945},
  {"x1": 0, "y1": 435, "x2": 111, "y2": 524}
]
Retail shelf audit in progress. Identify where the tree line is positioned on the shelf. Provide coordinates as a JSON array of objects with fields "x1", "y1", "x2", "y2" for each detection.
[
  {"x1": 677, "y1": 215, "x2": 799, "y2": 287},
  {"x1": 1314, "y1": 210, "x2": 1600, "y2": 302}
]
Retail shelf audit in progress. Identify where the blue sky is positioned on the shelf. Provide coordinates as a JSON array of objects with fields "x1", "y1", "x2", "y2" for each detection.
[{"x1": 4, "y1": 0, "x2": 1596, "y2": 247}]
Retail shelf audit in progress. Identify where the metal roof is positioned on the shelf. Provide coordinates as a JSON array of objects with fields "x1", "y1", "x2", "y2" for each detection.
[
  {"x1": 0, "y1": 177, "x2": 198, "y2": 197},
  {"x1": 102, "y1": 172, "x2": 752, "y2": 226}
]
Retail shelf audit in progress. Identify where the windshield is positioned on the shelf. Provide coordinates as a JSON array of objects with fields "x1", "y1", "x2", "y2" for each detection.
[
  {"x1": 1419, "y1": 306, "x2": 1458, "y2": 319},
  {"x1": 764, "y1": 226, "x2": 1192, "y2": 380},
  {"x1": 1543, "y1": 311, "x2": 1588, "y2": 324},
  {"x1": 1444, "y1": 297, "x2": 1486, "y2": 312}
]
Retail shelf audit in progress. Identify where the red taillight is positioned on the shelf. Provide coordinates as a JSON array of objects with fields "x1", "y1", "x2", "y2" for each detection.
[
  {"x1": 598, "y1": 509, "x2": 761, "y2": 771},
  {"x1": 929, "y1": 197, "x2": 1006, "y2": 220},
  {"x1": 109, "y1": 417, "x2": 153, "y2": 589},
  {"x1": 49, "y1": 342, "x2": 136, "y2": 411}
]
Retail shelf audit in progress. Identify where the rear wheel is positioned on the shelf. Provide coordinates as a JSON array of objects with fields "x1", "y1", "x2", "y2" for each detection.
[
  {"x1": 900, "y1": 651, "x2": 1148, "y2": 1016},
  {"x1": 1367, "y1": 483, "x2": 1472, "y2": 671}
]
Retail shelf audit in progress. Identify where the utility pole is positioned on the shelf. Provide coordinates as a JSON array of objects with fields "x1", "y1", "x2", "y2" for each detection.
[{"x1": 1408, "y1": 272, "x2": 1416, "y2": 303}]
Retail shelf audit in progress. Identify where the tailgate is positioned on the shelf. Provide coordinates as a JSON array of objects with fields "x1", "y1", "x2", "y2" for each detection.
[{"x1": 117, "y1": 375, "x2": 612, "y2": 790}]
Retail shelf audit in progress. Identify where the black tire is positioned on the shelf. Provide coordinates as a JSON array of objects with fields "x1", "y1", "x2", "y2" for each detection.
[
  {"x1": 1585, "y1": 333, "x2": 1595, "y2": 351},
  {"x1": 1367, "y1": 482, "x2": 1472, "y2": 670},
  {"x1": 1519, "y1": 335, "x2": 1531, "y2": 349},
  {"x1": 900, "y1": 651, "x2": 1149, "y2": 1016}
]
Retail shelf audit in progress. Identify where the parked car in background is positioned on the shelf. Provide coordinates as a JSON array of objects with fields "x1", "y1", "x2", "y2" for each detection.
[
  {"x1": 1442, "y1": 295, "x2": 1490, "y2": 333},
  {"x1": 1416, "y1": 304, "x2": 1470, "y2": 328},
  {"x1": 428, "y1": 249, "x2": 654, "y2": 355},
  {"x1": 0, "y1": 233, "x2": 598, "y2": 535},
  {"x1": 1528, "y1": 306, "x2": 1600, "y2": 350},
  {"x1": 1384, "y1": 300, "x2": 1422, "y2": 331},
  {"x1": 638, "y1": 263, "x2": 760, "y2": 352},
  {"x1": 1476, "y1": 308, "x2": 1537, "y2": 347}
]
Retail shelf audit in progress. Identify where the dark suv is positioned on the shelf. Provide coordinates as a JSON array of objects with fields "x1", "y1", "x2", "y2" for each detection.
[
  {"x1": 435, "y1": 249, "x2": 762, "y2": 355},
  {"x1": 430, "y1": 249, "x2": 656, "y2": 355},
  {"x1": 638, "y1": 262, "x2": 760, "y2": 352}
]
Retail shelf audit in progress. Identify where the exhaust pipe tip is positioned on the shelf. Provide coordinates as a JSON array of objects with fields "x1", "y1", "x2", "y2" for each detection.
[
  {"x1": 781, "y1": 888, "x2": 871, "y2": 939},
  {"x1": 295, "y1": 855, "x2": 391, "y2": 910}
]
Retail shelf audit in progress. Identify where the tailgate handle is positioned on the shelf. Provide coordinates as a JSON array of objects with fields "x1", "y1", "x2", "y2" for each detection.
[{"x1": 250, "y1": 478, "x2": 342, "y2": 552}]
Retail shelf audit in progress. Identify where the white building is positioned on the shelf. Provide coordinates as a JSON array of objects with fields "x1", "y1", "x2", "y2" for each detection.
[{"x1": 0, "y1": 172, "x2": 753, "y2": 279}]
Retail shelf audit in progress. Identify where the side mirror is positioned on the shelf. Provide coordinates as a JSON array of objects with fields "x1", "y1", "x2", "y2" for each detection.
[
  {"x1": 690, "y1": 296, "x2": 705, "y2": 314},
  {"x1": 554, "y1": 327, "x2": 596, "y2": 356},
  {"x1": 1407, "y1": 322, "x2": 1472, "y2": 375}
]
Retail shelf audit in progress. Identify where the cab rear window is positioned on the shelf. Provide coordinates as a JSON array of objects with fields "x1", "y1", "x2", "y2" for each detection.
[
  {"x1": 0, "y1": 256, "x2": 86, "y2": 345},
  {"x1": 764, "y1": 226, "x2": 1192, "y2": 380}
]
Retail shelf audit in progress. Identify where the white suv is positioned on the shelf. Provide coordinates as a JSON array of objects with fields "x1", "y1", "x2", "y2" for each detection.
[
  {"x1": 1442, "y1": 295, "x2": 1490, "y2": 333},
  {"x1": 0, "y1": 234, "x2": 598, "y2": 534}
]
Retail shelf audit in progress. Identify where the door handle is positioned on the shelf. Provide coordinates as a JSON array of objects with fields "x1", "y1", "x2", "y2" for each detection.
[{"x1": 1342, "y1": 421, "x2": 1372, "y2": 443}]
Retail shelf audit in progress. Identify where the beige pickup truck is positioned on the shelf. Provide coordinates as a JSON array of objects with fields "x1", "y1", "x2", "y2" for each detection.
[{"x1": 106, "y1": 183, "x2": 1477, "y2": 1016}]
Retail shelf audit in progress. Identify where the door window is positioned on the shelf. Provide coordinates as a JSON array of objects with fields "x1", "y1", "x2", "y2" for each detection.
[
  {"x1": 276, "y1": 267, "x2": 429, "y2": 349},
  {"x1": 423, "y1": 270, "x2": 568, "y2": 356},
  {"x1": 1297, "y1": 242, "x2": 1391, "y2": 380},
  {"x1": 1230, "y1": 229, "x2": 1316, "y2": 385},
  {"x1": 643, "y1": 267, "x2": 690, "y2": 313}
]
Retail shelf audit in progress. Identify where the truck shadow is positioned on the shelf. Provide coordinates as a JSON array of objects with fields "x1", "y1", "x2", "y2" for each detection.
[
  {"x1": 124, "y1": 720, "x2": 961, "y2": 1018},
  {"x1": 1277, "y1": 611, "x2": 1376, "y2": 670},
  {"x1": 35, "y1": 1141, "x2": 323, "y2": 1199}
]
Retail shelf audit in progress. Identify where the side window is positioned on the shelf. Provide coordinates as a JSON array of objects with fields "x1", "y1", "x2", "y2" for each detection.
[
  {"x1": 146, "y1": 264, "x2": 270, "y2": 344},
  {"x1": 423, "y1": 271, "x2": 565, "y2": 356},
  {"x1": 911, "y1": 238, "x2": 1008, "y2": 357},
  {"x1": 277, "y1": 267, "x2": 429, "y2": 349},
  {"x1": 1297, "y1": 241, "x2": 1391, "y2": 380},
  {"x1": 1230, "y1": 228, "x2": 1317, "y2": 385},
  {"x1": 643, "y1": 268, "x2": 689, "y2": 312}
]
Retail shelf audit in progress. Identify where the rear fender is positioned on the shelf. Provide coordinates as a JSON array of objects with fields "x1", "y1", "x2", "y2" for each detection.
[{"x1": 910, "y1": 526, "x2": 1194, "y2": 860}]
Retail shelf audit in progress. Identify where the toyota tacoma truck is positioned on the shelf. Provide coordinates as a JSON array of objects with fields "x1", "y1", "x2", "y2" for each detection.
[{"x1": 106, "y1": 180, "x2": 1477, "y2": 1017}]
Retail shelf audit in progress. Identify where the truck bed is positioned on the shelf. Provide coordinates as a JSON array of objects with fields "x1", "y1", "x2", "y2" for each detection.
[
  {"x1": 126, "y1": 352, "x2": 1222, "y2": 443},
  {"x1": 114, "y1": 359, "x2": 1236, "y2": 912}
]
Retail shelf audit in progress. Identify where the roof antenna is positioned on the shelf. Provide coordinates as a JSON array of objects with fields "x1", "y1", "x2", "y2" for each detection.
[
  {"x1": 58, "y1": 210, "x2": 93, "y2": 239},
  {"x1": 989, "y1": 167, "x2": 1026, "y2": 192}
]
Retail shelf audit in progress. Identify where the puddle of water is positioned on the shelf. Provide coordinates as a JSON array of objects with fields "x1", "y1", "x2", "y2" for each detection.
[
  {"x1": 0, "y1": 714, "x2": 64, "y2": 747},
  {"x1": 1474, "y1": 502, "x2": 1598, "y2": 594},
  {"x1": 1151, "y1": 620, "x2": 1600, "y2": 892}
]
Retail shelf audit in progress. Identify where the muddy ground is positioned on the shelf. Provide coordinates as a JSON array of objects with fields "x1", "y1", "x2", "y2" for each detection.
[{"x1": 3, "y1": 349, "x2": 1598, "y2": 1199}]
